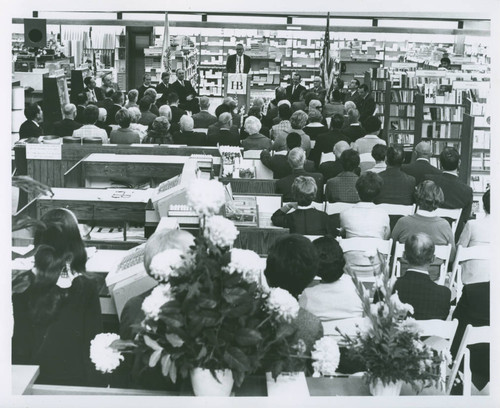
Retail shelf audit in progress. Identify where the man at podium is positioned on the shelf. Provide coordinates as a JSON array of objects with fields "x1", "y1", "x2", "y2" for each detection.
[{"x1": 226, "y1": 44, "x2": 251, "y2": 74}]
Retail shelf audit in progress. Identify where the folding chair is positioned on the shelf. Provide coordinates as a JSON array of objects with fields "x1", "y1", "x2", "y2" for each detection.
[
  {"x1": 325, "y1": 202, "x2": 354, "y2": 215},
  {"x1": 434, "y1": 208, "x2": 462, "y2": 236},
  {"x1": 446, "y1": 324, "x2": 490, "y2": 395},
  {"x1": 448, "y1": 245, "x2": 489, "y2": 302},
  {"x1": 377, "y1": 203, "x2": 415, "y2": 231},
  {"x1": 243, "y1": 150, "x2": 262, "y2": 159},
  {"x1": 414, "y1": 319, "x2": 459, "y2": 353},
  {"x1": 193, "y1": 128, "x2": 208, "y2": 134}
]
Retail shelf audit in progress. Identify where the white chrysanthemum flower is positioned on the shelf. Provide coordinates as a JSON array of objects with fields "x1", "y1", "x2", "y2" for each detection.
[
  {"x1": 225, "y1": 248, "x2": 263, "y2": 284},
  {"x1": 186, "y1": 179, "x2": 226, "y2": 216},
  {"x1": 90, "y1": 333, "x2": 124, "y2": 373},
  {"x1": 149, "y1": 249, "x2": 185, "y2": 282},
  {"x1": 204, "y1": 215, "x2": 239, "y2": 248},
  {"x1": 142, "y1": 284, "x2": 172, "y2": 320},
  {"x1": 311, "y1": 336, "x2": 341, "y2": 376},
  {"x1": 266, "y1": 287, "x2": 299, "y2": 322},
  {"x1": 390, "y1": 291, "x2": 414, "y2": 315}
]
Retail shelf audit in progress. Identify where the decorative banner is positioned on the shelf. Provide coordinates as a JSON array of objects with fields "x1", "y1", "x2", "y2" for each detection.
[{"x1": 227, "y1": 73, "x2": 247, "y2": 95}]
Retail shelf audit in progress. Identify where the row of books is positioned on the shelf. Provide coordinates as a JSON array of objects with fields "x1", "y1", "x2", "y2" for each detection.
[
  {"x1": 390, "y1": 89, "x2": 415, "y2": 103},
  {"x1": 389, "y1": 119, "x2": 415, "y2": 131},
  {"x1": 422, "y1": 123, "x2": 462, "y2": 139},
  {"x1": 389, "y1": 104, "x2": 415, "y2": 117},
  {"x1": 422, "y1": 84, "x2": 464, "y2": 104},
  {"x1": 370, "y1": 80, "x2": 388, "y2": 91},
  {"x1": 391, "y1": 73, "x2": 418, "y2": 89},
  {"x1": 423, "y1": 106, "x2": 464, "y2": 121}
]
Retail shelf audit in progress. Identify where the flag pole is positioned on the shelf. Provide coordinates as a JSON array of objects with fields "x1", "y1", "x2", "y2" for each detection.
[{"x1": 161, "y1": 12, "x2": 171, "y2": 75}]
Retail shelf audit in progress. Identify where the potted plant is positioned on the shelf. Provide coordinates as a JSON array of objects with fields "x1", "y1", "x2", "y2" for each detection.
[
  {"x1": 338, "y1": 252, "x2": 451, "y2": 396},
  {"x1": 90, "y1": 179, "x2": 317, "y2": 396}
]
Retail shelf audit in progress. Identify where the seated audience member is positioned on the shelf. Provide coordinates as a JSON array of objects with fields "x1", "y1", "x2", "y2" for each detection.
[
  {"x1": 110, "y1": 108, "x2": 141, "y2": 144},
  {"x1": 357, "y1": 84, "x2": 376, "y2": 126},
  {"x1": 158, "y1": 104, "x2": 172, "y2": 121},
  {"x1": 137, "y1": 96, "x2": 158, "y2": 127},
  {"x1": 401, "y1": 141, "x2": 442, "y2": 185},
  {"x1": 137, "y1": 73, "x2": 155, "y2": 101},
  {"x1": 13, "y1": 208, "x2": 102, "y2": 386},
  {"x1": 19, "y1": 103, "x2": 44, "y2": 140},
  {"x1": 303, "y1": 109, "x2": 327, "y2": 141},
  {"x1": 125, "y1": 89, "x2": 139, "y2": 109},
  {"x1": 364, "y1": 144, "x2": 387, "y2": 174},
  {"x1": 166, "y1": 92, "x2": 187, "y2": 128},
  {"x1": 290, "y1": 89, "x2": 308, "y2": 113},
  {"x1": 215, "y1": 96, "x2": 237, "y2": 119},
  {"x1": 275, "y1": 147, "x2": 324, "y2": 203},
  {"x1": 424, "y1": 147, "x2": 473, "y2": 239},
  {"x1": 374, "y1": 146, "x2": 416, "y2": 205},
  {"x1": 97, "y1": 88, "x2": 114, "y2": 114},
  {"x1": 299, "y1": 236, "x2": 363, "y2": 321},
  {"x1": 207, "y1": 112, "x2": 240, "y2": 146},
  {"x1": 155, "y1": 71, "x2": 171, "y2": 107},
  {"x1": 260, "y1": 132, "x2": 315, "y2": 179},
  {"x1": 240, "y1": 106, "x2": 270, "y2": 139},
  {"x1": 263, "y1": 87, "x2": 287, "y2": 127},
  {"x1": 457, "y1": 189, "x2": 490, "y2": 284},
  {"x1": 106, "y1": 91, "x2": 125, "y2": 126},
  {"x1": 310, "y1": 113, "x2": 350, "y2": 168},
  {"x1": 272, "y1": 110, "x2": 311, "y2": 157},
  {"x1": 241, "y1": 116, "x2": 272, "y2": 151},
  {"x1": 340, "y1": 172, "x2": 390, "y2": 239},
  {"x1": 341, "y1": 108, "x2": 366, "y2": 143},
  {"x1": 53, "y1": 103, "x2": 82, "y2": 137},
  {"x1": 172, "y1": 115, "x2": 206, "y2": 146},
  {"x1": 319, "y1": 140, "x2": 351, "y2": 181},
  {"x1": 75, "y1": 93, "x2": 88, "y2": 123},
  {"x1": 450, "y1": 280, "x2": 490, "y2": 393},
  {"x1": 144, "y1": 88, "x2": 160, "y2": 116},
  {"x1": 95, "y1": 108, "x2": 112, "y2": 137},
  {"x1": 192, "y1": 96, "x2": 217, "y2": 129},
  {"x1": 392, "y1": 180, "x2": 455, "y2": 281},
  {"x1": 264, "y1": 234, "x2": 323, "y2": 353},
  {"x1": 73, "y1": 105, "x2": 108, "y2": 143},
  {"x1": 119, "y1": 229, "x2": 195, "y2": 390},
  {"x1": 143, "y1": 116, "x2": 172, "y2": 144},
  {"x1": 169, "y1": 68, "x2": 200, "y2": 114},
  {"x1": 83, "y1": 76, "x2": 103, "y2": 103},
  {"x1": 323, "y1": 89, "x2": 345, "y2": 118},
  {"x1": 353, "y1": 116, "x2": 385, "y2": 155},
  {"x1": 127, "y1": 107, "x2": 148, "y2": 142},
  {"x1": 100, "y1": 72, "x2": 120, "y2": 94},
  {"x1": 393, "y1": 233, "x2": 451, "y2": 320},
  {"x1": 271, "y1": 176, "x2": 335, "y2": 236},
  {"x1": 269, "y1": 104, "x2": 293, "y2": 143},
  {"x1": 325, "y1": 149, "x2": 361, "y2": 203}
]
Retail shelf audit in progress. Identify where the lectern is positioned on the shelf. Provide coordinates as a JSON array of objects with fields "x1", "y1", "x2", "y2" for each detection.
[{"x1": 224, "y1": 73, "x2": 251, "y2": 111}]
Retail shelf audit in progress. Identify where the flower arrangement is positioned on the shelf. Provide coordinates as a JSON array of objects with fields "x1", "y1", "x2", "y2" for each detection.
[
  {"x1": 90, "y1": 178, "x2": 326, "y2": 389},
  {"x1": 338, "y1": 252, "x2": 450, "y2": 393}
]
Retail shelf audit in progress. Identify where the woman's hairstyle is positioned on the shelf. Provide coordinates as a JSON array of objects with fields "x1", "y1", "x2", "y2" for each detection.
[
  {"x1": 312, "y1": 236, "x2": 346, "y2": 283},
  {"x1": 292, "y1": 176, "x2": 317, "y2": 206},
  {"x1": 290, "y1": 110, "x2": 308, "y2": 130},
  {"x1": 244, "y1": 116, "x2": 262, "y2": 135},
  {"x1": 347, "y1": 108, "x2": 360, "y2": 124},
  {"x1": 415, "y1": 180, "x2": 444, "y2": 211},
  {"x1": 29, "y1": 245, "x2": 70, "y2": 325},
  {"x1": 344, "y1": 101, "x2": 356, "y2": 112},
  {"x1": 152, "y1": 116, "x2": 171, "y2": 134},
  {"x1": 115, "y1": 108, "x2": 131, "y2": 128},
  {"x1": 128, "y1": 89, "x2": 139, "y2": 103},
  {"x1": 34, "y1": 208, "x2": 87, "y2": 273},
  {"x1": 128, "y1": 107, "x2": 141, "y2": 123},
  {"x1": 264, "y1": 234, "x2": 318, "y2": 298}
]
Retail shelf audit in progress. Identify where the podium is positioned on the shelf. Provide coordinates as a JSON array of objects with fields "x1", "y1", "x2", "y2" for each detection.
[{"x1": 224, "y1": 73, "x2": 251, "y2": 110}]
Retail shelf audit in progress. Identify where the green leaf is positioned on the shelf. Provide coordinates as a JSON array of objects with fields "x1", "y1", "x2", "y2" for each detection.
[
  {"x1": 186, "y1": 281, "x2": 201, "y2": 300},
  {"x1": 223, "y1": 347, "x2": 250, "y2": 372},
  {"x1": 275, "y1": 323, "x2": 296, "y2": 340},
  {"x1": 143, "y1": 335, "x2": 162, "y2": 351},
  {"x1": 198, "y1": 297, "x2": 218, "y2": 309},
  {"x1": 235, "y1": 328, "x2": 263, "y2": 346},
  {"x1": 196, "y1": 346, "x2": 208, "y2": 360},
  {"x1": 161, "y1": 315, "x2": 184, "y2": 329},
  {"x1": 222, "y1": 287, "x2": 248, "y2": 304},
  {"x1": 110, "y1": 339, "x2": 137, "y2": 351},
  {"x1": 161, "y1": 354, "x2": 172, "y2": 377},
  {"x1": 169, "y1": 360, "x2": 178, "y2": 383},
  {"x1": 165, "y1": 333, "x2": 184, "y2": 348},
  {"x1": 149, "y1": 349, "x2": 162, "y2": 367}
]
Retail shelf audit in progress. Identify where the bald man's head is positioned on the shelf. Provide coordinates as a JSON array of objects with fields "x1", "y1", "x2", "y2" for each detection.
[
  {"x1": 333, "y1": 140, "x2": 350, "y2": 158},
  {"x1": 415, "y1": 141, "x2": 432, "y2": 159},
  {"x1": 404, "y1": 233, "x2": 435, "y2": 268}
]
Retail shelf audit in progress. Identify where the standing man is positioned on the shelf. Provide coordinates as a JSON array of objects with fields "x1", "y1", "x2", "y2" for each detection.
[
  {"x1": 309, "y1": 76, "x2": 327, "y2": 103},
  {"x1": 137, "y1": 73, "x2": 155, "y2": 101},
  {"x1": 226, "y1": 43, "x2": 251, "y2": 74},
  {"x1": 344, "y1": 79, "x2": 362, "y2": 107},
  {"x1": 286, "y1": 73, "x2": 307, "y2": 104},
  {"x1": 357, "y1": 84, "x2": 376, "y2": 126},
  {"x1": 168, "y1": 68, "x2": 200, "y2": 114}
]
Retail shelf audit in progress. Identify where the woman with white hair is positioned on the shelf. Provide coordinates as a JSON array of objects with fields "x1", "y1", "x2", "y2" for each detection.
[
  {"x1": 272, "y1": 110, "x2": 312, "y2": 156},
  {"x1": 128, "y1": 107, "x2": 148, "y2": 142},
  {"x1": 241, "y1": 116, "x2": 272, "y2": 151}
]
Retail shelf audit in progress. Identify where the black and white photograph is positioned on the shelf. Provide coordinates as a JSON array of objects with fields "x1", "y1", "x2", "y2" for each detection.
[{"x1": 3, "y1": 1, "x2": 498, "y2": 407}]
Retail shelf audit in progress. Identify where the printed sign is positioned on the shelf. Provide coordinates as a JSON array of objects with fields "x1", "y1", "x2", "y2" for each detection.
[
  {"x1": 227, "y1": 73, "x2": 247, "y2": 95},
  {"x1": 26, "y1": 144, "x2": 62, "y2": 160}
]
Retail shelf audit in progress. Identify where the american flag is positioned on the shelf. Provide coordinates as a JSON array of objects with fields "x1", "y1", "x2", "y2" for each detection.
[
  {"x1": 319, "y1": 13, "x2": 335, "y2": 97},
  {"x1": 161, "y1": 12, "x2": 172, "y2": 74}
]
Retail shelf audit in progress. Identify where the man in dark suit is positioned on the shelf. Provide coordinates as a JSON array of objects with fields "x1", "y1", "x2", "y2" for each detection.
[
  {"x1": 106, "y1": 91, "x2": 125, "y2": 126},
  {"x1": 402, "y1": 141, "x2": 442, "y2": 185},
  {"x1": 19, "y1": 103, "x2": 43, "y2": 140},
  {"x1": 192, "y1": 97, "x2": 217, "y2": 129},
  {"x1": 75, "y1": 93, "x2": 88, "y2": 124},
  {"x1": 226, "y1": 43, "x2": 251, "y2": 74},
  {"x1": 260, "y1": 132, "x2": 315, "y2": 179},
  {"x1": 155, "y1": 72, "x2": 171, "y2": 107},
  {"x1": 97, "y1": 88, "x2": 115, "y2": 113},
  {"x1": 425, "y1": 147, "x2": 473, "y2": 239},
  {"x1": 83, "y1": 76, "x2": 104, "y2": 103},
  {"x1": 341, "y1": 108, "x2": 366, "y2": 143},
  {"x1": 137, "y1": 73, "x2": 156, "y2": 101},
  {"x1": 310, "y1": 113, "x2": 350, "y2": 168},
  {"x1": 309, "y1": 76, "x2": 327, "y2": 103},
  {"x1": 207, "y1": 112, "x2": 240, "y2": 146},
  {"x1": 375, "y1": 146, "x2": 416, "y2": 205},
  {"x1": 357, "y1": 84, "x2": 376, "y2": 126},
  {"x1": 168, "y1": 68, "x2": 200, "y2": 114},
  {"x1": 344, "y1": 78, "x2": 362, "y2": 107},
  {"x1": 394, "y1": 233, "x2": 451, "y2": 320},
  {"x1": 166, "y1": 92, "x2": 187, "y2": 132},
  {"x1": 275, "y1": 147, "x2": 324, "y2": 203},
  {"x1": 318, "y1": 140, "x2": 356, "y2": 182},
  {"x1": 172, "y1": 115, "x2": 207, "y2": 146},
  {"x1": 53, "y1": 103, "x2": 82, "y2": 137},
  {"x1": 286, "y1": 73, "x2": 307, "y2": 104}
]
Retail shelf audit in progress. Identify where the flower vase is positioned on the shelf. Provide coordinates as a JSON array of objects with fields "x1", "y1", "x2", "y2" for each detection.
[
  {"x1": 369, "y1": 378, "x2": 403, "y2": 396},
  {"x1": 190, "y1": 368, "x2": 234, "y2": 396},
  {"x1": 265, "y1": 372, "x2": 309, "y2": 396}
]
